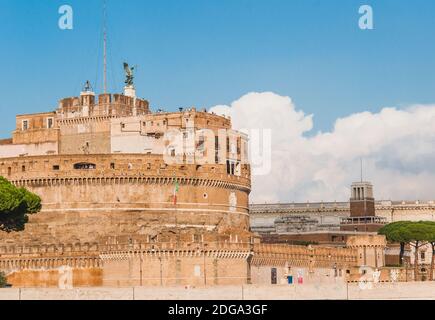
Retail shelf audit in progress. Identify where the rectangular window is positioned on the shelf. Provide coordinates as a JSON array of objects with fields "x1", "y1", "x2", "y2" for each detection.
[
  {"x1": 52, "y1": 165, "x2": 60, "y2": 171},
  {"x1": 271, "y1": 268, "x2": 277, "y2": 285},
  {"x1": 197, "y1": 135, "x2": 205, "y2": 151},
  {"x1": 215, "y1": 136, "x2": 219, "y2": 164},
  {"x1": 47, "y1": 117, "x2": 54, "y2": 129},
  {"x1": 74, "y1": 163, "x2": 96, "y2": 170},
  {"x1": 22, "y1": 120, "x2": 28, "y2": 131},
  {"x1": 214, "y1": 136, "x2": 219, "y2": 150},
  {"x1": 421, "y1": 252, "x2": 426, "y2": 261},
  {"x1": 194, "y1": 265, "x2": 201, "y2": 277}
]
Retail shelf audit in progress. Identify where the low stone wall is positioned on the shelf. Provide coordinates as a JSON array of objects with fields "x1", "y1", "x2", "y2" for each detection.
[
  {"x1": 347, "y1": 282, "x2": 435, "y2": 300},
  {"x1": 1, "y1": 282, "x2": 434, "y2": 300}
]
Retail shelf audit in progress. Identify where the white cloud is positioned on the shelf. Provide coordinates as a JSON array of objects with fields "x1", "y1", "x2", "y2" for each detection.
[{"x1": 210, "y1": 92, "x2": 435, "y2": 203}]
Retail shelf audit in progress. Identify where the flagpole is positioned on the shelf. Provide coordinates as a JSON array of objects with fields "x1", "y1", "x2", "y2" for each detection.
[{"x1": 103, "y1": 0, "x2": 107, "y2": 94}]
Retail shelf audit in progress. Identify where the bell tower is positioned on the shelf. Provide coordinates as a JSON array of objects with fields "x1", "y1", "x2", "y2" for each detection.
[
  {"x1": 340, "y1": 181, "x2": 386, "y2": 232},
  {"x1": 350, "y1": 181, "x2": 375, "y2": 217}
]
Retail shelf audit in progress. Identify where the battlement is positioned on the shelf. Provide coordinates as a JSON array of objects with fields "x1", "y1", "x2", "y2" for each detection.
[
  {"x1": 0, "y1": 154, "x2": 251, "y2": 190},
  {"x1": 57, "y1": 92, "x2": 149, "y2": 119},
  {"x1": 346, "y1": 234, "x2": 387, "y2": 247},
  {"x1": 0, "y1": 242, "x2": 252, "y2": 260},
  {"x1": 252, "y1": 243, "x2": 358, "y2": 268},
  {"x1": 0, "y1": 241, "x2": 358, "y2": 269},
  {"x1": 0, "y1": 242, "x2": 100, "y2": 257}
]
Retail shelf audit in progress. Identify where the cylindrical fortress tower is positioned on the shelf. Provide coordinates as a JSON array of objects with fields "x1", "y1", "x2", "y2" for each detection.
[{"x1": 0, "y1": 154, "x2": 251, "y2": 246}]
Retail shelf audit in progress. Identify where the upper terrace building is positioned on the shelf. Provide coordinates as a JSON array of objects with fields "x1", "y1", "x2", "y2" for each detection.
[{"x1": 1, "y1": 82, "x2": 247, "y2": 174}]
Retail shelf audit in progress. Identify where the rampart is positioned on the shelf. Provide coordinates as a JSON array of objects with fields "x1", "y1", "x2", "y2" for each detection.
[{"x1": 0, "y1": 241, "x2": 359, "y2": 287}]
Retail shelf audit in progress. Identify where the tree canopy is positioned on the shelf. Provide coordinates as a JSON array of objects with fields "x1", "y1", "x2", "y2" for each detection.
[
  {"x1": 0, "y1": 271, "x2": 7, "y2": 288},
  {"x1": 379, "y1": 221, "x2": 434, "y2": 243},
  {"x1": 379, "y1": 220, "x2": 435, "y2": 281},
  {"x1": 0, "y1": 176, "x2": 41, "y2": 232},
  {"x1": 423, "y1": 221, "x2": 435, "y2": 243}
]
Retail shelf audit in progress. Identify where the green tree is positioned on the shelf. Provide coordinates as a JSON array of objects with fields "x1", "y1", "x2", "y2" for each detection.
[
  {"x1": 0, "y1": 271, "x2": 7, "y2": 288},
  {"x1": 405, "y1": 222, "x2": 431, "y2": 280},
  {"x1": 0, "y1": 176, "x2": 41, "y2": 232},
  {"x1": 422, "y1": 221, "x2": 435, "y2": 281},
  {"x1": 379, "y1": 221, "x2": 434, "y2": 281},
  {"x1": 379, "y1": 221, "x2": 413, "y2": 266}
]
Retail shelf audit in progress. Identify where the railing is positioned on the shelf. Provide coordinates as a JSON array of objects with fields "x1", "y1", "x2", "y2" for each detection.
[{"x1": 340, "y1": 216, "x2": 387, "y2": 225}]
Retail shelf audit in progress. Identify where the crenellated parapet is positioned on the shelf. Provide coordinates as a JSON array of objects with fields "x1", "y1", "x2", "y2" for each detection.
[
  {"x1": 0, "y1": 241, "x2": 359, "y2": 277},
  {"x1": 252, "y1": 243, "x2": 358, "y2": 268},
  {"x1": 0, "y1": 242, "x2": 102, "y2": 272},
  {"x1": 99, "y1": 242, "x2": 252, "y2": 261},
  {"x1": 0, "y1": 154, "x2": 251, "y2": 191},
  {"x1": 346, "y1": 234, "x2": 387, "y2": 248},
  {"x1": 57, "y1": 93, "x2": 149, "y2": 119}
]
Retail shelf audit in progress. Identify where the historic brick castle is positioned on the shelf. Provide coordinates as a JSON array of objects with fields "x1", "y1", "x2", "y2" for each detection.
[{"x1": 0, "y1": 71, "x2": 410, "y2": 287}]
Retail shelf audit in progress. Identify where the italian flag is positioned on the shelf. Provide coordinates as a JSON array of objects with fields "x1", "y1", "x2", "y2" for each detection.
[{"x1": 173, "y1": 179, "x2": 179, "y2": 205}]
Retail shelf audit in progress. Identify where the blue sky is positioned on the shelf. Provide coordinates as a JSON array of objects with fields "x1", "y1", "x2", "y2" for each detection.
[{"x1": 1, "y1": 0, "x2": 435, "y2": 138}]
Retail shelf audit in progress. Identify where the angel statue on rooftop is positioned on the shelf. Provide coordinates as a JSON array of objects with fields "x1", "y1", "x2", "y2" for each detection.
[{"x1": 123, "y1": 62, "x2": 136, "y2": 86}]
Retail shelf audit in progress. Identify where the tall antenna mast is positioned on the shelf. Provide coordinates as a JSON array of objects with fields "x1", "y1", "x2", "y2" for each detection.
[{"x1": 103, "y1": 0, "x2": 107, "y2": 94}]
